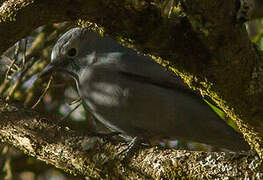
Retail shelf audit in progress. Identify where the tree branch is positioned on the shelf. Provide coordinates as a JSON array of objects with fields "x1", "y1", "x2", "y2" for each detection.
[{"x1": 0, "y1": 99, "x2": 261, "y2": 179}]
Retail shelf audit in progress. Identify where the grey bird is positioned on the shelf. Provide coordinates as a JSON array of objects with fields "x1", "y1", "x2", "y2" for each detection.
[{"x1": 40, "y1": 27, "x2": 249, "y2": 151}]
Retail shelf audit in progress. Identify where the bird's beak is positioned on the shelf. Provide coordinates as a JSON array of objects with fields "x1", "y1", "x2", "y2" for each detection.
[{"x1": 39, "y1": 64, "x2": 55, "y2": 78}]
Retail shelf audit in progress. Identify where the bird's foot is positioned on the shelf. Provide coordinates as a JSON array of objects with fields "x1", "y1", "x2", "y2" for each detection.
[
  {"x1": 236, "y1": 0, "x2": 250, "y2": 23},
  {"x1": 118, "y1": 137, "x2": 149, "y2": 162}
]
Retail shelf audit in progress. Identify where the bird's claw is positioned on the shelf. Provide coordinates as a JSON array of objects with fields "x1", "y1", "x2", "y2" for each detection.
[{"x1": 118, "y1": 137, "x2": 148, "y2": 162}]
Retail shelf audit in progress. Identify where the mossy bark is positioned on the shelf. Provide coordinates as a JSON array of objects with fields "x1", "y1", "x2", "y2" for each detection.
[{"x1": 0, "y1": 99, "x2": 262, "y2": 179}]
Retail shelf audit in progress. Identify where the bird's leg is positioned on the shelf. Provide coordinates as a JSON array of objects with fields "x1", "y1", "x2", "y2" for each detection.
[{"x1": 118, "y1": 137, "x2": 149, "y2": 162}]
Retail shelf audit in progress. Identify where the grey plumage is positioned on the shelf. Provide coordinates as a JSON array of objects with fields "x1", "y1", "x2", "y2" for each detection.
[{"x1": 40, "y1": 27, "x2": 249, "y2": 151}]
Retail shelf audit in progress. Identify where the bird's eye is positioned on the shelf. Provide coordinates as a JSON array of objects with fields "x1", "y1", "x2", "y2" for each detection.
[{"x1": 67, "y1": 48, "x2": 77, "y2": 57}]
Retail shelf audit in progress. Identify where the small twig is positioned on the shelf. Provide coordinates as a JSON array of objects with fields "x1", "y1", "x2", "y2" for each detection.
[
  {"x1": 32, "y1": 75, "x2": 53, "y2": 109},
  {"x1": 4, "y1": 56, "x2": 20, "y2": 80},
  {"x1": 4, "y1": 64, "x2": 17, "y2": 73},
  {"x1": 22, "y1": 39, "x2": 28, "y2": 68},
  {"x1": 68, "y1": 98, "x2": 82, "y2": 105},
  {"x1": 3, "y1": 55, "x2": 20, "y2": 70},
  {"x1": 6, "y1": 76, "x2": 13, "y2": 80},
  {"x1": 8, "y1": 67, "x2": 17, "y2": 73},
  {"x1": 60, "y1": 100, "x2": 82, "y2": 122},
  {"x1": 14, "y1": 41, "x2": 20, "y2": 60},
  {"x1": 5, "y1": 58, "x2": 37, "y2": 101}
]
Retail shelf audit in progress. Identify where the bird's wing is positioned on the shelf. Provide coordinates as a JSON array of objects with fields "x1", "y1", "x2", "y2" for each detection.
[
  {"x1": 117, "y1": 52, "x2": 241, "y2": 132},
  {"x1": 109, "y1": 52, "x2": 231, "y2": 122},
  {"x1": 116, "y1": 53, "x2": 193, "y2": 93}
]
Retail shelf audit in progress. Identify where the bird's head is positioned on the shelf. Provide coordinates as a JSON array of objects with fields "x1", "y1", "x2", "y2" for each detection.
[{"x1": 39, "y1": 27, "x2": 99, "y2": 80}]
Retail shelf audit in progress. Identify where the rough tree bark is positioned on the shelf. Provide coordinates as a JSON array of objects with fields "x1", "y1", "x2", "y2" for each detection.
[
  {"x1": 0, "y1": 0, "x2": 263, "y2": 178},
  {"x1": 0, "y1": 99, "x2": 262, "y2": 179}
]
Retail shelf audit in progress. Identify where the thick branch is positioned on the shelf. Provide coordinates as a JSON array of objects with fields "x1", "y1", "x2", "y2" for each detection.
[{"x1": 0, "y1": 99, "x2": 262, "y2": 179}]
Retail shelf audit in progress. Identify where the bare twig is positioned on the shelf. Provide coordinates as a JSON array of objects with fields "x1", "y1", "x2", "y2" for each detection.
[
  {"x1": 68, "y1": 98, "x2": 81, "y2": 105},
  {"x1": 3, "y1": 55, "x2": 20, "y2": 70},
  {"x1": 22, "y1": 39, "x2": 27, "y2": 68},
  {"x1": 32, "y1": 75, "x2": 53, "y2": 109},
  {"x1": 60, "y1": 100, "x2": 82, "y2": 122},
  {"x1": 3, "y1": 56, "x2": 20, "y2": 80},
  {"x1": 5, "y1": 57, "x2": 37, "y2": 101}
]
